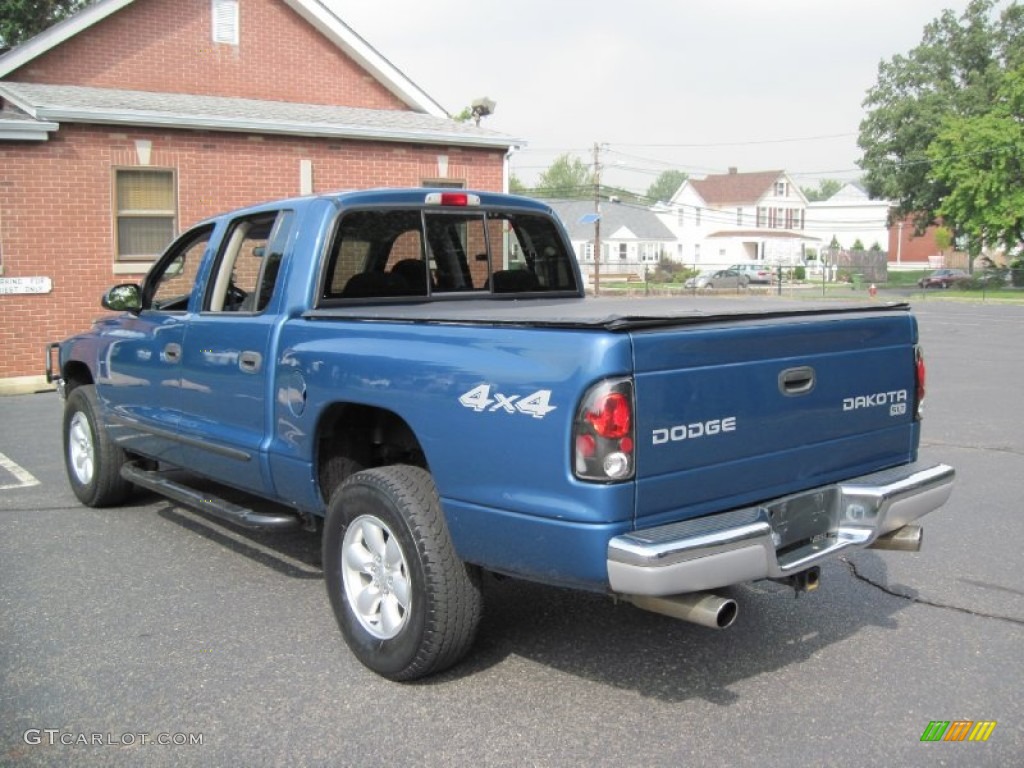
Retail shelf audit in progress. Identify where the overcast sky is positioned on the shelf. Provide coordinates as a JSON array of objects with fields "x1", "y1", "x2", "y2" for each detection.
[{"x1": 327, "y1": 0, "x2": 991, "y2": 194}]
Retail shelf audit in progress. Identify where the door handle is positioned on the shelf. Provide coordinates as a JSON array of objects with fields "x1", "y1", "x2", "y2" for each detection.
[
  {"x1": 779, "y1": 366, "x2": 815, "y2": 395},
  {"x1": 239, "y1": 351, "x2": 262, "y2": 373},
  {"x1": 163, "y1": 343, "x2": 182, "y2": 363}
]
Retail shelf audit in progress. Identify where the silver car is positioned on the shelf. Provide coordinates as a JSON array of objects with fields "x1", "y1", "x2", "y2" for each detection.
[
  {"x1": 729, "y1": 263, "x2": 774, "y2": 284},
  {"x1": 684, "y1": 269, "x2": 750, "y2": 292}
]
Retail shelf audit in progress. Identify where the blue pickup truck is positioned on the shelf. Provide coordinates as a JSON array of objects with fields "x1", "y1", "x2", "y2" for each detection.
[{"x1": 48, "y1": 188, "x2": 954, "y2": 680}]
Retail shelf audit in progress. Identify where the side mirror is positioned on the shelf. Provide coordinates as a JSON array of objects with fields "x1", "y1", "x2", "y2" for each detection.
[{"x1": 102, "y1": 283, "x2": 142, "y2": 313}]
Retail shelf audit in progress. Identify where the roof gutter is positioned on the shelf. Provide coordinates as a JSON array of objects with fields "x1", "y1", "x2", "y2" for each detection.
[
  {"x1": 36, "y1": 107, "x2": 519, "y2": 148},
  {"x1": 0, "y1": 116, "x2": 58, "y2": 140}
]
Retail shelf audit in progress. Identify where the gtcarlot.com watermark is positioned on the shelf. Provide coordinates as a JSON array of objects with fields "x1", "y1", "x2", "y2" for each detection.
[{"x1": 23, "y1": 729, "x2": 203, "y2": 747}]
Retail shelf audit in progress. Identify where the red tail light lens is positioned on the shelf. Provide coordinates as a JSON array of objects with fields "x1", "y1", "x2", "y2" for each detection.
[
  {"x1": 915, "y1": 345, "x2": 926, "y2": 419},
  {"x1": 573, "y1": 378, "x2": 635, "y2": 482},
  {"x1": 586, "y1": 392, "x2": 632, "y2": 438}
]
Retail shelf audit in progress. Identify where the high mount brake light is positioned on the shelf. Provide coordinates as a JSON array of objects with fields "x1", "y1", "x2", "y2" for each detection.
[
  {"x1": 573, "y1": 378, "x2": 635, "y2": 482},
  {"x1": 424, "y1": 192, "x2": 480, "y2": 207}
]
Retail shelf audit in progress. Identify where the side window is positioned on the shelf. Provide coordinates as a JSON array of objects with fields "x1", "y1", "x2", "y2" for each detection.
[
  {"x1": 204, "y1": 210, "x2": 293, "y2": 312},
  {"x1": 144, "y1": 226, "x2": 214, "y2": 311},
  {"x1": 323, "y1": 210, "x2": 426, "y2": 299}
]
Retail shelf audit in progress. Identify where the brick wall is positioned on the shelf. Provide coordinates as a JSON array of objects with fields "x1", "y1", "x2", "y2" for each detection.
[
  {"x1": 0, "y1": 124, "x2": 505, "y2": 379},
  {"x1": 8, "y1": 0, "x2": 408, "y2": 110}
]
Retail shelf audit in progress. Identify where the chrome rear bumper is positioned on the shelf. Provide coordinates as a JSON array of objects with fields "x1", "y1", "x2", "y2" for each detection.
[{"x1": 607, "y1": 462, "x2": 955, "y2": 596}]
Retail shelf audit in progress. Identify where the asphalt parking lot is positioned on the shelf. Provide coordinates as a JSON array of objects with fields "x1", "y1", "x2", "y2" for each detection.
[{"x1": 1, "y1": 298, "x2": 1021, "y2": 767}]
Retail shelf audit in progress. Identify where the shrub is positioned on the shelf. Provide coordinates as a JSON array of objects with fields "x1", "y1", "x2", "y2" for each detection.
[
  {"x1": 651, "y1": 258, "x2": 696, "y2": 284},
  {"x1": 1011, "y1": 259, "x2": 1024, "y2": 287}
]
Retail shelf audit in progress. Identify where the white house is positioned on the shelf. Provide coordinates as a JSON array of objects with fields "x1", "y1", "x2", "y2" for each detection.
[
  {"x1": 545, "y1": 199, "x2": 676, "y2": 281},
  {"x1": 659, "y1": 168, "x2": 820, "y2": 267},
  {"x1": 805, "y1": 182, "x2": 891, "y2": 253}
]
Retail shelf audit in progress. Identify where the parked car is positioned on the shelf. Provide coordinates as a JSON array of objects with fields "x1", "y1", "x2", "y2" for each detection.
[
  {"x1": 918, "y1": 268, "x2": 969, "y2": 289},
  {"x1": 684, "y1": 269, "x2": 749, "y2": 292},
  {"x1": 729, "y1": 263, "x2": 774, "y2": 284}
]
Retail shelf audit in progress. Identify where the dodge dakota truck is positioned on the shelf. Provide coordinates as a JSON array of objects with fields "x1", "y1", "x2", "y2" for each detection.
[{"x1": 48, "y1": 188, "x2": 954, "y2": 680}]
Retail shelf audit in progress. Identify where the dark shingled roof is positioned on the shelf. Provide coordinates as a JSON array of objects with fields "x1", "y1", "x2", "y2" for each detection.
[{"x1": 691, "y1": 170, "x2": 784, "y2": 205}]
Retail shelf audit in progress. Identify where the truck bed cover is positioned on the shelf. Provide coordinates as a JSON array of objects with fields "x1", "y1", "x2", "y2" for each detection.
[{"x1": 305, "y1": 296, "x2": 910, "y2": 331}]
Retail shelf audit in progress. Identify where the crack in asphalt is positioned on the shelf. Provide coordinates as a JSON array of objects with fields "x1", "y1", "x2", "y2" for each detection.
[
  {"x1": 920, "y1": 438, "x2": 1024, "y2": 457},
  {"x1": 842, "y1": 557, "x2": 1024, "y2": 627}
]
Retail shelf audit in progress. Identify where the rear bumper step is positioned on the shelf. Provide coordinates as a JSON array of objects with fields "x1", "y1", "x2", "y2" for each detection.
[
  {"x1": 121, "y1": 463, "x2": 301, "y2": 530},
  {"x1": 607, "y1": 462, "x2": 954, "y2": 596}
]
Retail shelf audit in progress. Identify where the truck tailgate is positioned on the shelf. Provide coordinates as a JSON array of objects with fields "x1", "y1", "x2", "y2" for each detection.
[{"x1": 631, "y1": 310, "x2": 920, "y2": 527}]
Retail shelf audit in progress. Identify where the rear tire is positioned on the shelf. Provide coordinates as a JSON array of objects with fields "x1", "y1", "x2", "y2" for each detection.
[
  {"x1": 63, "y1": 385, "x2": 132, "y2": 507},
  {"x1": 323, "y1": 465, "x2": 482, "y2": 681}
]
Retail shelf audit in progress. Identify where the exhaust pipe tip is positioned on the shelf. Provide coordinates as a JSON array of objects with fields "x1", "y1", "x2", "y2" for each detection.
[
  {"x1": 626, "y1": 592, "x2": 739, "y2": 630},
  {"x1": 714, "y1": 598, "x2": 739, "y2": 629},
  {"x1": 869, "y1": 524, "x2": 924, "y2": 552}
]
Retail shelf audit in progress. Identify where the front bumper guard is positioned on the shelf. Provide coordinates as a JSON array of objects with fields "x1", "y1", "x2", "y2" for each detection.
[{"x1": 608, "y1": 462, "x2": 955, "y2": 596}]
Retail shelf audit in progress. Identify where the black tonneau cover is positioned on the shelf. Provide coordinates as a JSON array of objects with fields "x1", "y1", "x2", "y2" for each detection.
[{"x1": 304, "y1": 296, "x2": 910, "y2": 332}]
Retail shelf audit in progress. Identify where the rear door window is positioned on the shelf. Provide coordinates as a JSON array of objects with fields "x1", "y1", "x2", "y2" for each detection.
[{"x1": 320, "y1": 207, "x2": 577, "y2": 303}]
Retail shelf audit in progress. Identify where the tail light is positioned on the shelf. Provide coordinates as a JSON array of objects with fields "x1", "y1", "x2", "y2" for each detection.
[
  {"x1": 573, "y1": 378, "x2": 635, "y2": 482},
  {"x1": 914, "y1": 345, "x2": 926, "y2": 419}
]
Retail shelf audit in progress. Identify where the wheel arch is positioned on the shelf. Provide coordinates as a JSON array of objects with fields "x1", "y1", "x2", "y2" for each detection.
[
  {"x1": 314, "y1": 402, "x2": 428, "y2": 505},
  {"x1": 61, "y1": 360, "x2": 94, "y2": 395}
]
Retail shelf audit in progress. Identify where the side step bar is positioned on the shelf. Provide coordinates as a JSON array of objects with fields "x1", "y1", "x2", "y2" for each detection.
[{"x1": 121, "y1": 463, "x2": 301, "y2": 530}]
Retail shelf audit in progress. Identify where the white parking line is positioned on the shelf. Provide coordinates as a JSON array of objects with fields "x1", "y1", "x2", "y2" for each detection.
[{"x1": 0, "y1": 452, "x2": 41, "y2": 490}]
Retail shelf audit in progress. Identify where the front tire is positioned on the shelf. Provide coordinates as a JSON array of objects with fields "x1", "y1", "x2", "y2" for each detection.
[
  {"x1": 323, "y1": 465, "x2": 482, "y2": 681},
  {"x1": 63, "y1": 385, "x2": 132, "y2": 507}
]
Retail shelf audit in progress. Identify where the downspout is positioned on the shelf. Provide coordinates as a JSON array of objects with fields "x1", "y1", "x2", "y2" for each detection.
[
  {"x1": 502, "y1": 144, "x2": 521, "y2": 270},
  {"x1": 503, "y1": 143, "x2": 520, "y2": 195}
]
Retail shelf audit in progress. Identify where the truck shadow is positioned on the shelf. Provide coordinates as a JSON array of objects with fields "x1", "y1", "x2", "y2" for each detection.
[
  {"x1": 441, "y1": 555, "x2": 909, "y2": 703},
  {"x1": 154, "y1": 500, "x2": 323, "y2": 580},
  {"x1": 147, "y1": 491, "x2": 910, "y2": 702}
]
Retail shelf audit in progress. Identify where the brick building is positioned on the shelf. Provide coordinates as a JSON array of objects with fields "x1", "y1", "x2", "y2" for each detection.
[{"x1": 0, "y1": 0, "x2": 518, "y2": 388}]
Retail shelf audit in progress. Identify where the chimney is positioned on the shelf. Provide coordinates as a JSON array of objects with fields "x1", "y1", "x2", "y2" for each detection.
[{"x1": 728, "y1": 167, "x2": 738, "y2": 174}]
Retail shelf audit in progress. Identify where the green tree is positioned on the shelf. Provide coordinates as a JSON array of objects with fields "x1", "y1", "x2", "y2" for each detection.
[
  {"x1": 858, "y1": 0, "x2": 1024, "y2": 231},
  {"x1": 508, "y1": 173, "x2": 527, "y2": 195},
  {"x1": 933, "y1": 225, "x2": 954, "y2": 256},
  {"x1": 644, "y1": 170, "x2": 688, "y2": 204},
  {"x1": 928, "y1": 64, "x2": 1024, "y2": 259},
  {"x1": 535, "y1": 153, "x2": 593, "y2": 199},
  {"x1": 0, "y1": 0, "x2": 92, "y2": 48},
  {"x1": 603, "y1": 185, "x2": 645, "y2": 205},
  {"x1": 801, "y1": 179, "x2": 842, "y2": 202}
]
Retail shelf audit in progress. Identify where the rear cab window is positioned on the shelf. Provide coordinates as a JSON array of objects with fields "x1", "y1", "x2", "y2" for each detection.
[{"x1": 319, "y1": 194, "x2": 579, "y2": 304}]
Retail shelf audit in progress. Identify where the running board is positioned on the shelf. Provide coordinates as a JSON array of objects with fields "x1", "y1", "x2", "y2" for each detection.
[{"x1": 121, "y1": 463, "x2": 301, "y2": 530}]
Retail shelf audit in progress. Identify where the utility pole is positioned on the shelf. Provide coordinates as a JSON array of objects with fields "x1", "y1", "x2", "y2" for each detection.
[{"x1": 592, "y1": 142, "x2": 602, "y2": 296}]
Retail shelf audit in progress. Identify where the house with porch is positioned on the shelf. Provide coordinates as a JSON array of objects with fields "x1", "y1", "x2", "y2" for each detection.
[
  {"x1": 660, "y1": 168, "x2": 819, "y2": 268},
  {"x1": 0, "y1": 0, "x2": 519, "y2": 389}
]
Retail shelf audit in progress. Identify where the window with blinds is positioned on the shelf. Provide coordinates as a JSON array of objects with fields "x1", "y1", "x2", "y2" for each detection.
[
  {"x1": 115, "y1": 169, "x2": 177, "y2": 262},
  {"x1": 212, "y1": 0, "x2": 239, "y2": 45}
]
